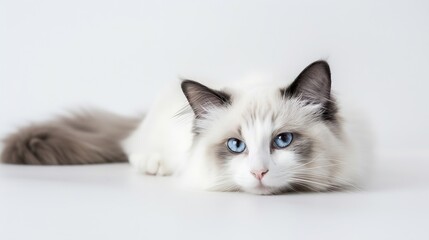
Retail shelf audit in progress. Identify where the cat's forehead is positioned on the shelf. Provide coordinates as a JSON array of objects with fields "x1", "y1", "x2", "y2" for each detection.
[
  {"x1": 231, "y1": 84, "x2": 279, "y2": 107},
  {"x1": 200, "y1": 82, "x2": 323, "y2": 139},
  {"x1": 229, "y1": 88, "x2": 321, "y2": 132}
]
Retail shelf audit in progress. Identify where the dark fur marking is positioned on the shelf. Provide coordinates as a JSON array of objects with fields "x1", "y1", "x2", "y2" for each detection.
[
  {"x1": 181, "y1": 80, "x2": 232, "y2": 135},
  {"x1": 280, "y1": 60, "x2": 339, "y2": 123},
  {"x1": 290, "y1": 137, "x2": 314, "y2": 162},
  {"x1": 271, "y1": 133, "x2": 314, "y2": 162},
  {"x1": 1, "y1": 110, "x2": 141, "y2": 165},
  {"x1": 214, "y1": 142, "x2": 236, "y2": 163},
  {"x1": 181, "y1": 80, "x2": 231, "y2": 120}
]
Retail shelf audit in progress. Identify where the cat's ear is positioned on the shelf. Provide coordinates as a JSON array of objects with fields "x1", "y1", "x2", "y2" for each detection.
[
  {"x1": 181, "y1": 80, "x2": 231, "y2": 118},
  {"x1": 282, "y1": 60, "x2": 338, "y2": 121},
  {"x1": 282, "y1": 60, "x2": 331, "y2": 104}
]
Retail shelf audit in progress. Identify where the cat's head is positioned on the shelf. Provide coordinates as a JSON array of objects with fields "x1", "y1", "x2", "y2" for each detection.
[{"x1": 181, "y1": 61, "x2": 344, "y2": 194}]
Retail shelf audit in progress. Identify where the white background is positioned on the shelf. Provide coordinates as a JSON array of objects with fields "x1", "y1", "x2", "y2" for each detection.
[
  {"x1": 1, "y1": 0, "x2": 428, "y2": 157},
  {"x1": 1, "y1": 1, "x2": 429, "y2": 239}
]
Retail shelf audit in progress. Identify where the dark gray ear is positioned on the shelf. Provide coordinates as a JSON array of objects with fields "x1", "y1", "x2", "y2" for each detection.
[
  {"x1": 282, "y1": 60, "x2": 331, "y2": 103},
  {"x1": 282, "y1": 61, "x2": 337, "y2": 121},
  {"x1": 181, "y1": 80, "x2": 231, "y2": 118}
]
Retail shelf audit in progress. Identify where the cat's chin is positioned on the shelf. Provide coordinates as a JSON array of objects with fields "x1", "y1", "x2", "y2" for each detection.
[{"x1": 242, "y1": 183, "x2": 280, "y2": 195}]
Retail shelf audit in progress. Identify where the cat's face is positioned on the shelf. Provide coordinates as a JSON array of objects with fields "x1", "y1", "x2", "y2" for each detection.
[{"x1": 182, "y1": 61, "x2": 342, "y2": 194}]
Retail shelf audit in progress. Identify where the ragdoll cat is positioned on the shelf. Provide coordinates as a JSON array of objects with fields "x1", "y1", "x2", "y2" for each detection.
[{"x1": 1, "y1": 61, "x2": 372, "y2": 194}]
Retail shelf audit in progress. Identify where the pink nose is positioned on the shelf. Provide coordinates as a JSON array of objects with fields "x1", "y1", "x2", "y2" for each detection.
[{"x1": 251, "y1": 169, "x2": 269, "y2": 180}]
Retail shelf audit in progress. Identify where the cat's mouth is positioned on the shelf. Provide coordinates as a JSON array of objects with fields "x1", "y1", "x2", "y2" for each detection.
[{"x1": 249, "y1": 182, "x2": 275, "y2": 195}]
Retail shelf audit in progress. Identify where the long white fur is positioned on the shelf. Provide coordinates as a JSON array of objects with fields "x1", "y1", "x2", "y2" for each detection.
[{"x1": 121, "y1": 79, "x2": 372, "y2": 195}]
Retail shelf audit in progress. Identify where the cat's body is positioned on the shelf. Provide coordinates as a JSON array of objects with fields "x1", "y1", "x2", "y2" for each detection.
[{"x1": 1, "y1": 61, "x2": 372, "y2": 194}]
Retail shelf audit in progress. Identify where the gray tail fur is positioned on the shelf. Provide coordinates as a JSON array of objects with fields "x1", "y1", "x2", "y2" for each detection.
[{"x1": 1, "y1": 109, "x2": 141, "y2": 165}]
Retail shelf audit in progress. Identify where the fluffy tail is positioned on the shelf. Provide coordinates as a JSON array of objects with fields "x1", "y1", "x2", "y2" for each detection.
[{"x1": 1, "y1": 109, "x2": 141, "y2": 165}]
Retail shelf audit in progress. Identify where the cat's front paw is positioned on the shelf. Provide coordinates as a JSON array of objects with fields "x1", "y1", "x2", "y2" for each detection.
[{"x1": 128, "y1": 153, "x2": 168, "y2": 176}]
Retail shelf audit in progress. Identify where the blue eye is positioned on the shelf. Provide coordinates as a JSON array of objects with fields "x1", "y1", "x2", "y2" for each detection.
[
  {"x1": 227, "y1": 138, "x2": 246, "y2": 153},
  {"x1": 273, "y1": 132, "x2": 293, "y2": 149}
]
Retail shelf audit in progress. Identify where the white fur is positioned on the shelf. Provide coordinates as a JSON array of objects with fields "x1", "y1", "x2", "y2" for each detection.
[{"x1": 121, "y1": 79, "x2": 372, "y2": 194}]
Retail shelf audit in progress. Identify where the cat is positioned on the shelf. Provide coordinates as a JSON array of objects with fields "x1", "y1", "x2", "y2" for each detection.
[{"x1": 0, "y1": 60, "x2": 372, "y2": 194}]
